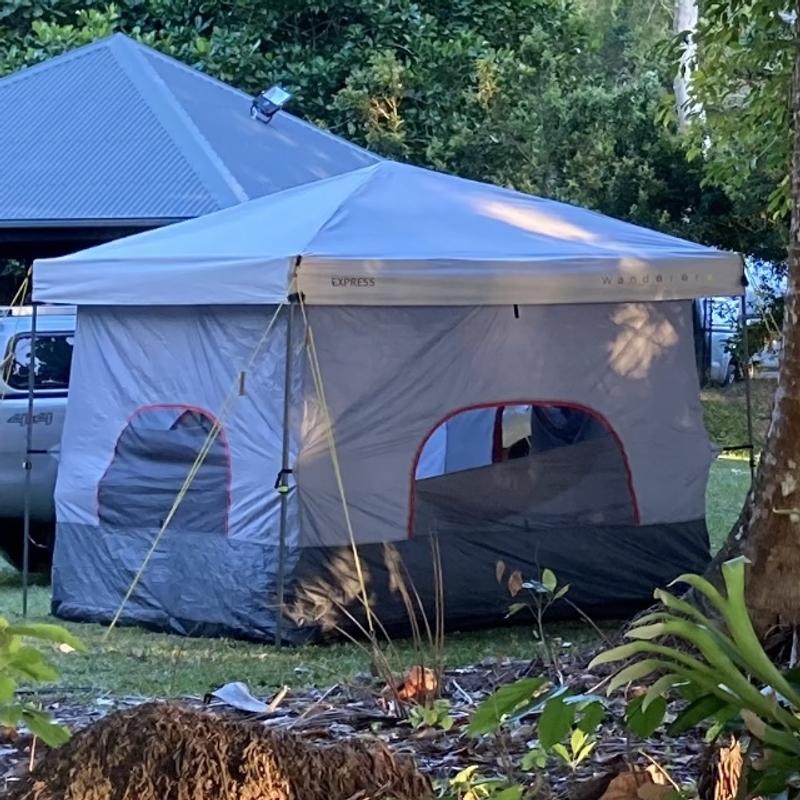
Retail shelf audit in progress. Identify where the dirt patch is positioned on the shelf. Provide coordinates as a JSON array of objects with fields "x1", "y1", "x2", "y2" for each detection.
[{"x1": 6, "y1": 702, "x2": 432, "y2": 800}]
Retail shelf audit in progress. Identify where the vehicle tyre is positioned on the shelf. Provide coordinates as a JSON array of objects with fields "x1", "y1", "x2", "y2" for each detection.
[{"x1": 723, "y1": 361, "x2": 737, "y2": 386}]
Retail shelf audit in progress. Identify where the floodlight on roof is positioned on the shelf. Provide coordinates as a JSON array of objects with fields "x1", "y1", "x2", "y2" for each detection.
[{"x1": 250, "y1": 85, "x2": 292, "y2": 125}]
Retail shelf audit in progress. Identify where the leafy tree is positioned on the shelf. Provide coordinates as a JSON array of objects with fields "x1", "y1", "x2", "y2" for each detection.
[
  {"x1": 0, "y1": 0, "x2": 773, "y2": 258},
  {"x1": 686, "y1": 0, "x2": 800, "y2": 633}
]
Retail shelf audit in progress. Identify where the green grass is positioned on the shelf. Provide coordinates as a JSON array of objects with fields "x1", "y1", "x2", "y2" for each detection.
[
  {"x1": 702, "y1": 380, "x2": 772, "y2": 550},
  {"x1": 0, "y1": 566, "x2": 606, "y2": 698},
  {"x1": 0, "y1": 385, "x2": 762, "y2": 699},
  {"x1": 706, "y1": 457, "x2": 751, "y2": 552},
  {"x1": 702, "y1": 379, "x2": 774, "y2": 453}
]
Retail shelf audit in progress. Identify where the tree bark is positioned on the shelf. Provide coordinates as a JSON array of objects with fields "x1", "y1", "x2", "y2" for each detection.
[
  {"x1": 709, "y1": 14, "x2": 800, "y2": 634},
  {"x1": 673, "y1": 0, "x2": 699, "y2": 131}
]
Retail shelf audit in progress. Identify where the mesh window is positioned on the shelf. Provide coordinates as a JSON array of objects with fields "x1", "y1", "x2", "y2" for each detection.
[
  {"x1": 98, "y1": 407, "x2": 229, "y2": 534},
  {"x1": 412, "y1": 403, "x2": 636, "y2": 536}
]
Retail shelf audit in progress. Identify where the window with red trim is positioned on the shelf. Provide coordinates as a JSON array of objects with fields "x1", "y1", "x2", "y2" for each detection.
[
  {"x1": 98, "y1": 406, "x2": 230, "y2": 534},
  {"x1": 410, "y1": 402, "x2": 638, "y2": 537}
]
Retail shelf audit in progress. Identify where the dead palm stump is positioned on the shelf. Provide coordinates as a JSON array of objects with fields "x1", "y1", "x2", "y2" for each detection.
[{"x1": 7, "y1": 702, "x2": 432, "y2": 800}]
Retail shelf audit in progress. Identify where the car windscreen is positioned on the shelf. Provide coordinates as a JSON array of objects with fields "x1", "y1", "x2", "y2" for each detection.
[{"x1": 3, "y1": 332, "x2": 74, "y2": 391}]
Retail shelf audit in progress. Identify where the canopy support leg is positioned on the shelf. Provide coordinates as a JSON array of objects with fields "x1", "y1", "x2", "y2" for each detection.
[
  {"x1": 275, "y1": 302, "x2": 294, "y2": 647},
  {"x1": 22, "y1": 303, "x2": 37, "y2": 617}
]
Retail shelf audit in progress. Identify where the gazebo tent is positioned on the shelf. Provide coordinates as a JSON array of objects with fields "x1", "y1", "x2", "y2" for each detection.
[{"x1": 34, "y1": 161, "x2": 744, "y2": 641}]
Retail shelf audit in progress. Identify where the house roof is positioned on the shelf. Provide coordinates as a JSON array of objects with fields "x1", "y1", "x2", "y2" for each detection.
[{"x1": 0, "y1": 33, "x2": 377, "y2": 225}]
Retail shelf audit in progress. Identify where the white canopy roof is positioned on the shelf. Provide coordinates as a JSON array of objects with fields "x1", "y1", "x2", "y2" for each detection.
[{"x1": 34, "y1": 160, "x2": 744, "y2": 306}]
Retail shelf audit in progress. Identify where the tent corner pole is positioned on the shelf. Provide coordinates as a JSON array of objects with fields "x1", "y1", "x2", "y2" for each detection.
[
  {"x1": 22, "y1": 303, "x2": 38, "y2": 618},
  {"x1": 275, "y1": 301, "x2": 294, "y2": 648},
  {"x1": 740, "y1": 294, "x2": 756, "y2": 482}
]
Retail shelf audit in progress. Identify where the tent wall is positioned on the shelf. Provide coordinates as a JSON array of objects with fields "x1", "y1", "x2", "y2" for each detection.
[
  {"x1": 51, "y1": 305, "x2": 298, "y2": 638},
  {"x1": 295, "y1": 302, "x2": 713, "y2": 544},
  {"x1": 285, "y1": 519, "x2": 710, "y2": 637},
  {"x1": 51, "y1": 300, "x2": 715, "y2": 641},
  {"x1": 279, "y1": 301, "x2": 712, "y2": 638}
]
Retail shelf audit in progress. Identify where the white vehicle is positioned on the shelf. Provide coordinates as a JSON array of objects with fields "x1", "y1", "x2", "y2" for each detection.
[
  {"x1": 750, "y1": 338, "x2": 782, "y2": 378},
  {"x1": 694, "y1": 297, "x2": 739, "y2": 386},
  {"x1": 0, "y1": 306, "x2": 75, "y2": 569}
]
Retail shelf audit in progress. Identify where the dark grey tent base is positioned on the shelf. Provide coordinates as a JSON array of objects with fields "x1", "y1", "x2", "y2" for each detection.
[
  {"x1": 51, "y1": 518, "x2": 709, "y2": 644},
  {"x1": 285, "y1": 518, "x2": 710, "y2": 643}
]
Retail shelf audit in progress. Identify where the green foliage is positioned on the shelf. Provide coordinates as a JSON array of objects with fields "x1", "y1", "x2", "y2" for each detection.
[
  {"x1": 624, "y1": 693, "x2": 667, "y2": 738},
  {"x1": 591, "y1": 557, "x2": 800, "y2": 797},
  {"x1": 690, "y1": 0, "x2": 793, "y2": 220},
  {"x1": 440, "y1": 765, "x2": 522, "y2": 800},
  {"x1": 467, "y1": 676, "x2": 548, "y2": 736},
  {"x1": 538, "y1": 692, "x2": 575, "y2": 748},
  {"x1": 408, "y1": 698, "x2": 454, "y2": 731},
  {"x1": 0, "y1": 0, "x2": 771, "y2": 258},
  {"x1": 500, "y1": 565, "x2": 605, "y2": 676},
  {"x1": 677, "y1": 0, "x2": 791, "y2": 268},
  {"x1": 0, "y1": 616, "x2": 85, "y2": 746},
  {"x1": 468, "y1": 672, "x2": 606, "y2": 782},
  {"x1": 550, "y1": 727, "x2": 597, "y2": 772}
]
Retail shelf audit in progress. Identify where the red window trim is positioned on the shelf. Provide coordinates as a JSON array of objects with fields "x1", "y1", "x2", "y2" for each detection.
[
  {"x1": 96, "y1": 403, "x2": 232, "y2": 535},
  {"x1": 407, "y1": 400, "x2": 640, "y2": 538}
]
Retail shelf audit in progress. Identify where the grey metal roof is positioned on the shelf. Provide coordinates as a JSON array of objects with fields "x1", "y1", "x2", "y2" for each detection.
[{"x1": 0, "y1": 34, "x2": 378, "y2": 223}]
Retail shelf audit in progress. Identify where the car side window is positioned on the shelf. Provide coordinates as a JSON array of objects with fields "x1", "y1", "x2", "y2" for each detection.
[{"x1": 4, "y1": 333, "x2": 74, "y2": 391}]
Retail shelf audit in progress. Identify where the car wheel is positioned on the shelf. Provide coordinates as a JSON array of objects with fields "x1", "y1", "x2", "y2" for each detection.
[{"x1": 724, "y1": 361, "x2": 737, "y2": 386}]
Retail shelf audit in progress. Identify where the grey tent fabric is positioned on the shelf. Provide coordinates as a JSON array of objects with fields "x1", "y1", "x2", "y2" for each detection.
[{"x1": 49, "y1": 300, "x2": 714, "y2": 641}]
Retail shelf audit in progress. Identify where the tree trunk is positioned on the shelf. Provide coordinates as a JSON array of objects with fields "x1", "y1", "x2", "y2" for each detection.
[
  {"x1": 673, "y1": 0, "x2": 698, "y2": 131},
  {"x1": 709, "y1": 17, "x2": 800, "y2": 634}
]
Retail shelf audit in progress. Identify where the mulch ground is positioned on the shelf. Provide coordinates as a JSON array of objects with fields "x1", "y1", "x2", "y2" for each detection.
[{"x1": 0, "y1": 655, "x2": 709, "y2": 799}]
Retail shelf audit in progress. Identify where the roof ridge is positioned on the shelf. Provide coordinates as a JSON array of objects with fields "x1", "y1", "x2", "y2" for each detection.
[
  {"x1": 139, "y1": 39, "x2": 379, "y2": 163},
  {"x1": 110, "y1": 35, "x2": 248, "y2": 206}
]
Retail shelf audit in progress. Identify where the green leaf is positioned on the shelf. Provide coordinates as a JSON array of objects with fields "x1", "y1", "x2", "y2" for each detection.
[
  {"x1": 8, "y1": 647, "x2": 59, "y2": 682},
  {"x1": 625, "y1": 694, "x2": 667, "y2": 738},
  {"x1": 0, "y1": 675, "x2": 15, "y2": 703},
  {"x1": 607, "y1": 659, "x2": 664, "y2": 693},
  {"x1": 642, "y1": 673, "x2": 684, "y2": 710},
  {"x1": 589, "y1": 642, "x2": 650, "y2": 667},
  {"x1": 577, "y1": 740, "x2": 597, "y2": 764},
  {"x1": 506, "y1": 602, "x2": 528, "y2": 618},
  {"x1": 578, "y1": 701, "x2": 604, "y2": 734},
  {"x1": 452, "y1": 765, "x2": 479, "y2": 785},
  {"x1": 667, "y1": 694, "x2": 730, "y2": 736},
  {"x1": 494, "y1": 787, "x2": 523, "y2": 800},
  {"x1": 468, "y1": 676, "x2": 548, "y2": 736},
  {"x1": 570, "y1": 727, "x2": 587, "y2": 753},
  {"x1": 0, "y1": 705, "x2": 23, "y2": 727},
  {"x1": 521, "y1": 747, "x2": 548, "y2": 770},
  {"x1": 542, "y1": 569, "x2": 557, "y2": 593},
  {"x1": 551, "y1": 742, "x2": 571, "y2": 763},
  {"x1": 741, "y1": 710, "x2": 800, "y2": 755},
  {"x1": 22, "y1": 710, "x2": 70, "y2": 747},
  {"x1": 719, "y1": 558, "x2": 800, "y2": 710},
  {"x1": 554, "y1": 584, "x2": 570, "y2": 600},
  {"x1": 6, "y1": 624, "x2": 86, "y2": 653},
  {"x1": 538, "y1": 695, "x2": 576, "y2": 748}
]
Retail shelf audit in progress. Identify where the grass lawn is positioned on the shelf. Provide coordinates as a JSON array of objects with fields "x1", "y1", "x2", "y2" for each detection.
[
  {"x1": 0, "y1": 383, "x2": 765, "y2": 699},
  {"x1": 0, "y1": 568, "x2": 602, "y2": 697}
]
